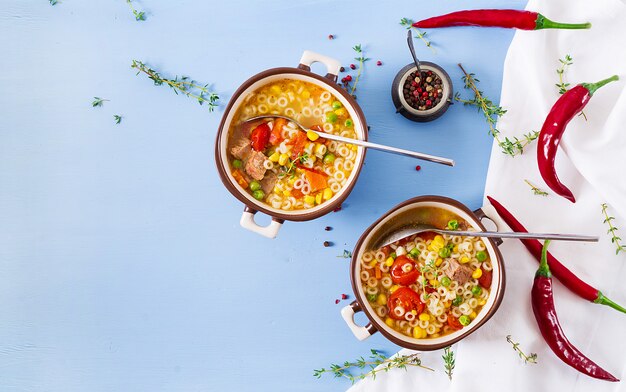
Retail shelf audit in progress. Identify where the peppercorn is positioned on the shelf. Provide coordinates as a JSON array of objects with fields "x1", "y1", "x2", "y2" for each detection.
[
  {"x1": 325, "y1": 226, "x2": 332, "y2": 231},
  {"x1": 415, "y1": 165, "x2": 421, "y2": 171},
  {"x1": 323, "y1": 241, "x2": 332, "y2": 247},
  {"x1": 328, "y1": 34, "x2": 334, "y2": 40},
  {"x1": 339, "y1": 66, "x2": 345, "y2": 72},
  {"x1": 350, "y1": 64, "x2": 356, "y2": 70},
  {"x1": 376, "y1": 60, "x2": 382, "y2": 66},
  {"x1": 345, "y1": 75, "x2": 352, "y2": 82}
]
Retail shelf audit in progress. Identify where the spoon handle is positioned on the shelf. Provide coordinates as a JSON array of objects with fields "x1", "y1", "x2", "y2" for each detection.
[
  {"x1": 436, "y1": 230, "x2": 598, "y2": 242},
  {"x1": 313, "y1": 131, "x2": 455, "y2": 167}
]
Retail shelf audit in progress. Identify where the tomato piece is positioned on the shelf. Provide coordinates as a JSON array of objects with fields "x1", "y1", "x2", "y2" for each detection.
[
  {"x1": 269, "y1": 118, "x2": 287, "y2": 145},
  {"x1": 478, "y1": 269, "x2": 492, "y2": 289},
  {"x1": 290, "y1": 188, "x2": 304, "y2": 199},
  {"x1": 447, "y1": 313, "x2": 463, "y2": 330},
  {"x1": 387, "y1": 287, "x2": 424, "y2": 320},
  {"x1": 287, "y1": 131, "x2": 308, "y2": 159},
  {"x1": 390, "y1": 255, "x2": 420, "y2": 286},
  {"x1": 250, "y1": 123, "x2": 271, "y2": 151}
]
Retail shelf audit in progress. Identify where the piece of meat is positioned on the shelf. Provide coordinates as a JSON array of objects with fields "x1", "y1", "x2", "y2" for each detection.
[
  {"x1": 230, "y1": 137, "x2": 251, "y2": 160},
  {"x1": 261, "y1": 171, "x2": 277, "y2": 194},
  {"x1": 244, "y1": 150, "x2": 267, "y2": 181},
  {"x1": 443, "y1": 259, "x2": 472, "y2": 284}
]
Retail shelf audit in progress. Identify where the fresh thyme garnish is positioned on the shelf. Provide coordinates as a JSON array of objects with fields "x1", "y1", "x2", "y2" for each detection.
[
  {"x1": 506, "y1": 335, "x2": 538, "y2": 364},
  {"x1": 131, "y1": 60, "x2": 219, "y2": 111},
  {"x1": 337, "y1": 250, "x2": 352, "y2": 259},
  {"x1": 340, "y1": 44, "x2": 369, "y2": 99},
  {"x1": 400, "y1": 18, "x2": 436, "y2": 53},
  {"x1": 524, "y1": 179, "x2": 548, "y2": 196},
  {"x1": 278, "y1": 153, "x2": 308, "y2": 178},
  {"x1": 313, "y1": 349, "x2": 432, "y2": 384},
  {"x1": 442, "y1": 346, "x2": 455, "y2": 380},
  {"x1": 601, "y1": 203, "x2": 626, "y2": 255},
  {"x1": 92, "y1": 97, "x2": 109, "y2": 107},
  {"x1": 456, "y1": 63, "x2": 538, "y2": 157},
  {"x1": 114, "y1": 115, "x2": 122, "y2": 124},
  {"x1": 126, "y1": 0, "x2": 146, "y2": 21},
  {"x1": 556, "y1": 55, "x2": 587, "y2": 121}
]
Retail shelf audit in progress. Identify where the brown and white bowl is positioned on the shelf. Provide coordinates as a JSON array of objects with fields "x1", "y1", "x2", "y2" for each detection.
[
  {"x1": 341, "y1": 195, "x2": 505, "y2": 351},
  {"x1": 215, "y1": 51, "x2": 368, "y2": 238}
]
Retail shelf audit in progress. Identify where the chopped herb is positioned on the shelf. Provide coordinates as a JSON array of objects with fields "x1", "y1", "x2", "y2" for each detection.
[
  {"x1": 313, "y1": 349, "x2": 433, "y2": 384},
  {"x1": 113, "y1": 115, "x2": 122, "y2": 124},
  {"x1": 49, "y1": 0, "x2": 58, "y2": 5},
  {"x1": 92, "y1": 97, "x2": 109, "y2": 107}
]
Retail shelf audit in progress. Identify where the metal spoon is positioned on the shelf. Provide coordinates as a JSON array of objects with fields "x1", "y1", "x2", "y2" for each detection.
[
  {"x1": 244, "y1": 115, "x2": 455, "y2": 167},
  {"x1": 407, "y1": 30, "x2": 423, "y2": 86},
  {"x1": 377, "y1": 223, "x2": 598, "y2": 249}
]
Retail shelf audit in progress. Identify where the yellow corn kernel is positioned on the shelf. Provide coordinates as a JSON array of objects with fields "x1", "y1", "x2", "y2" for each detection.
[
  {"x1": 389, "y1": 285, "x2": 399, "y2": 293},
  {"x1": 282, "y1": 190, "x2": 291, "y2": 197},
  {"x1": 334, "y1": 108, "x2": 347, "y2": 117},
  {"x1": 385, "y1": 257, "x2": 394, "y2": 267},
  {"x1": 268, "y1": 152, "x2": 280, "y2": 162},
  {"x1": 469, "y1": 311, "x2": 477, "y2": 320},
  {"x1": 430, "y1": 315, "x2": 436, "y2": 321},
  {"x1": 304, "y1": 195, "x2": 315, "y2": 205},
  {"x1": 273, "y1": 187, "x2": 281, "y2": 194},
  {"x1": 376, "y1": 294, "x2": 387, "y2": 306},
  {"x1": 472, "y1": 268, "x2": 483, "y2": 279},
  {"x1": 411, "y1": 309, "x2": 417, "y2": 315},
  {"x1": 350, "y1": 144, "x2": 358, "y2": 151},
  {"x1": 369, "y1": 260, "x2": 377, "y2": 267},
  {"x1": 314, "y1": 143, "x2": 326, "y2": 156},
  {"x1": 478, "y1": 299, "x2": 486, "y2": 306},
  {"x1": 444, "y1": 301, "x2": 451, "y2": 308},
  {"x1": 433, "y1": 235, "x2": 445, "y2": 245},
  {"x1": 429, "y1": 279, "x2": 439, "y2": 287},
  {"x1": 287, "y1": 177, "x2": 296, "y2": 186},
  {"x1": 315, "y1": 193, "x2": 323, "y2": 205},
  {"x1": 418, "y1": 313, "x2": 430, "y2": 322},
  {"x1": 278, "y1": 153, "x2": 289, "y2": 166},
  {"x1": 322, "y1": 188, "x2": 333, "y2": 201},
  {"x1": 435, "y1": 258, "x2": 443, "y2": 267},
  {"x1": 270, "y1": 85, "x2": 281, "y2": 94},
  {"x1": 453, "y1": 245, "x2": 459, "y2": 253},
  {"x1": 412, "y1": 327, "x2": 426, "y2": 339},
  {"x1": 385, "y1": 317, "x2": 395, "y2": 328},
  {"x1": 427, "y1": 244, "x2": 442, "y2": 252},
  {"x1": 301, "y1": 90, "x2": 310, "y2": 99},
  {"x1": 460, "y1": 256, "x2": 470, "y2": 264}
]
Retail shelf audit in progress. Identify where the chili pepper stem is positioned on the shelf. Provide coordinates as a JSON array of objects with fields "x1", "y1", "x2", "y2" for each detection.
[
  {"x1": 595, "y1": 292, "x2": 626, "y2": 314},
  {"x1": 584, "y1": 75, "x2": 619, "y2": 95},
  {"x1": 536, "y1": 240, "x2": 552, "y2": 278},
  {"x1": 536, "y1": 14, "x2": 591, "y2": 30}
]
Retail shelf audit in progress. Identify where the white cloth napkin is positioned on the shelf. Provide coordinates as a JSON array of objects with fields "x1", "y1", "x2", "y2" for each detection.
[{"x1": 350, "y1": 1, "x2": 626, "y2": 390}]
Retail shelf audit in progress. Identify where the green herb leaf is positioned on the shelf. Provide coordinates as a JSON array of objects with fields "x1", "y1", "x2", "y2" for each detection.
[
  {"x1": 442, "y1": 346, "x2": 455, "y2": 380},
  {"x1": 400, "y1": 18, "x2": 435, "y2": 52},
  {"x1": 92, "y1": 97, "x2": 108, "y2": 107},
  {"x1": 524, "y1": 179, "x2": 548, "y2": 196},
  {"x1": 113, "y1": 115, "x2": 122, "y2": 124},
  {"x1": 126, "y1": 0, "x2": 146, "y2": 21},
  {"x1": 337, "y1": 250, "x2": 352, "y2": 259},
  {"x1": 506, "y1": 335, "x2": 538, "y2": 364},
  {"x1": 601, "y1": 203, "x2": 626, "y2": 255}
]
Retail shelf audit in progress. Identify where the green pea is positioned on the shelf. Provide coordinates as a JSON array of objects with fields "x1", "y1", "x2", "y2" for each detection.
[
  {"x1": 441, "y1": 276, "x2": 451, "y2": 287},
  {"x1": 232, "y1": 159, "x2": 243, "y2": 169},
  {"x1": 344, "y1": 119, "x2": 353, "y2": 128},
  {"x1": 439, "y1": 247, "x2": 451, "y2": 258},
  {"x1": 459, "y1": 315, "x2": 471, "y2": 326},
  {"x1": 409, "y1": 248, "x2": 420, "y2": 259},
  {"x1": 252, "y1": 189, "x2": 265, "y2": 200},
  {"x1": 476, "y1": 251, "x2": 487, "y2": 262},
  {"x1": 325, "y1": 112, "x2": 338, "y2": 123},
  {"x1": 366, "y1": 293, "x2": 378, "y2": 302},
  {"x1": 452, "y1": 296, "x2": 463, "y2": 307},
  {"x1": 323, "y1": 153, "x2": 336, "y2": 164},
  {"x1": 390, "y1": 252, "x2": 397, "y2": 259},
  {"x1": 332, "y1": 100, "x2": 342, "y2": 110},
  {"x1": 471, "y1": 286, "x2": 482, "y2": 296},
  {"x1": 249, "y1": 180, "x2": 261, "y2": 191},
  {"x1": 447, "y1": 219, "x2": 459, "y2": 230}
]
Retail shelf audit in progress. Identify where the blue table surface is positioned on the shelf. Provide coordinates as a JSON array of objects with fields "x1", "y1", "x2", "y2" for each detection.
[{"x1": 0, "y1": 0, "x2": 526, "y2": 390}]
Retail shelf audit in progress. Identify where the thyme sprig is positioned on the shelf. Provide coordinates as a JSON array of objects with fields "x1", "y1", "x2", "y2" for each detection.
[
  {"x1": 601, "y1": 203, "x2": 626, "y2": 255},
  {"x1": 131, "y1": 60, "x2": 219, "y2": 111},
  {"x1": 556, "y1": 55, "x2": 586, "y2": 120},
  {"x1": 126, "y1": 0, "x2": 146, "y2": 21},
  {"x1": 92, "y1": 97, "x2": 109, "y2": 107},
  {"x1": 400, "y1": 18, "x2": 436, "y2": 53},
  {"x1": 337, "y1": 250, "x2": 353, "y2": 259},
  {"x1": 49, "y1": 0, "x2": 58, "y2": 5},
  {"x1": 313, "y1": 349, "x2": 433, "y2": 384},
  {"x1": 524, "y1": 179, "x2": 548, "y2": 196},
  {"x1": 456, "y1": 64, "x2": 538, "y2": 156},
  {"x1": 344, "y1": 44, "x2": 369, "y2": 98},
  {"x1": 114, "y1": 115, "x2": 122, "y2": 124},
  {"x1": 506, "y1": 335, "x2": 538, "y2": 364},
  {"x1": 442, "y1": 346, "x2": 455, "y2": 380}
]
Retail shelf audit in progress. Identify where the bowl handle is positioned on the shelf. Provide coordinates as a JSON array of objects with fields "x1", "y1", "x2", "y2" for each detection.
[
  {"x1": 240, "y1": 206, "x2": 284, "y2": 239},
  {"x1": 474, "y1": 205, "x2": 504, "y2": 246},
  {"x1": 341, "y1": 300, "x2": 377, "y2": 340},
  {"x1": 298, "y1": 50, "x2": 342, "y2": 83}
]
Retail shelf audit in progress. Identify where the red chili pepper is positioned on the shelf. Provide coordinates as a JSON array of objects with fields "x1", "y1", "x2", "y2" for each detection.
[
  {"x1": 413, "y1": 9, "x2": 591, "y2": 30},
  {"x1": 390, "y1": 255, "x2": 419, "y2": 286},
  {"x1": 487, "y1": 196, "x2": 626, "y2": 314},
  {"x1": 532, "y1": 241, "x2": 618, "y2": 381},
  {"x1": 537, "y1": 75, "x2": 619, "y2": 202}
]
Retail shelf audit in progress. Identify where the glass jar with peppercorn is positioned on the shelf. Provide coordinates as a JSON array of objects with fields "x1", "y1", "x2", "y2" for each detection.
[{"x1": 391, "y1": 61, "x2": 453, "y2": 122}]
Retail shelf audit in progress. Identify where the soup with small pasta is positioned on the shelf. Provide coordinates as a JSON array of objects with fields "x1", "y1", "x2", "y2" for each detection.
[
  {"x1": 360, "y1": 209, "x2": 493, "y2": 339},
  {"x1": 227, "y1": 79, "x2": 359, "y2": 211}
]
